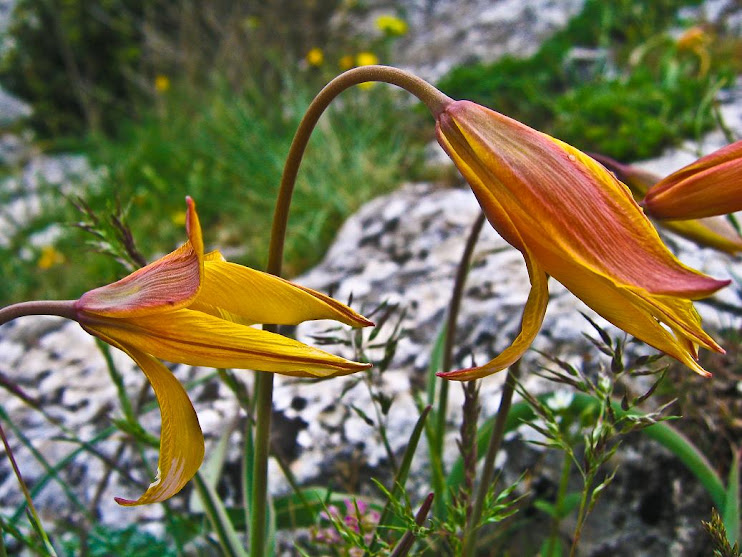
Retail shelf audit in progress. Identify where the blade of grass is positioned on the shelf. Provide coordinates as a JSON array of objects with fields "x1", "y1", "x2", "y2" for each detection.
[
  {"x1": 368, "y1": 405, "x2": 431, "y2": 552},
  {"x1": 193, "y1": 471, "x2": 248, "y2": 557},
  {"x1": 0, "y1": 418, "x2": 57, "y2": 556},
  {"x1": 723, "y1": 449, "x2": 740, "y2": 546}
]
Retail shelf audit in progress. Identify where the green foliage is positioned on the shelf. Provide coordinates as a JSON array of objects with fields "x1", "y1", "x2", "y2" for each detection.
[
  {"x1": 0, "y1": 78, "x2": 423, "y2": 306},
  {"x1": 60, "y1": 524, "x2": 176, "y2": 557},
  {"x1": 1, "y1": 0, "x2": 147, "y2": 136},
  {"x1": 0, "y1": 0, "x2": 344, "y2": 137},
  {"x1": 436, "y1": 0, "x2": 734, "y2": 160}
]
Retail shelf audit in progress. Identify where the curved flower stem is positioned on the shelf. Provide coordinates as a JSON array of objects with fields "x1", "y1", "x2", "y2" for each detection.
[
  {"x1": 251, "y1": 66, "x2": 452, "y2": 557},
  {"x1": 267, "y1": 65, "x2": 452, "y2": 275},
  {"x1": 461, "y1": 359, "x2": 521, "y2": 557},
  {"x1": 0, "y1": 300, "x2": 77, "y2": 326}
]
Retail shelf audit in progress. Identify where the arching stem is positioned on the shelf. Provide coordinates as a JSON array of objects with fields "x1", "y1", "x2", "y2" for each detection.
[
  {"x1": 0, "y1": 300, "x2": 77, "y2": 326},
  {"x1": 267, "y1": 65, "x2": 452, "y2": 276},
  {"x1": 251, "y1": 66, "x2": 451, "y2": 557}
]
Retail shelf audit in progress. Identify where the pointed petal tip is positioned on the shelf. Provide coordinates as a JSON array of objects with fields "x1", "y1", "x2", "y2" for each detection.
[
  {"x1": 436, "y1": 366, "x2": 485, "y2": 382},
  {"x1": 114, "y1": 496, "x2": 137, "y2": 507}
]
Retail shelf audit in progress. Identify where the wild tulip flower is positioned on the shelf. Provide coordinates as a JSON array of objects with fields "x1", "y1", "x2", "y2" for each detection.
[
  {"x1": 72, "y1": 197, "x2": 372, "y2": 505},
  {"x1": 643, "y1": 140, "x2": 742, "y2": 220},
  {"x1": 590, "y1": 152, "x2": 742, "y2": 254},
  {"x1": 435, "y1": 100, "x2": 728, "y2": 380}
]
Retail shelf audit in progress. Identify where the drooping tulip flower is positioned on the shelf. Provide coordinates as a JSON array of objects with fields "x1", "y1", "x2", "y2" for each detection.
[
  {"x1": 434, "y1": 100, "x2": 728, "y2": 380},
  {"x1": 72, "y1": 197, "x2": 372, "y2": 505},
  {"x1": 590, "y1": 152, "x2": 742, "y2": 254},
  {"x1": 642, "y1": 140, "x2": 742, "y2": 220}
]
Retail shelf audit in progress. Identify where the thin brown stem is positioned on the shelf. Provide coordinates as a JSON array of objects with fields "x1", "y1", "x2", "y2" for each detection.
[
  {"x1": 252, "y1": 65, "x2": 451, "y2": 557},
  {"x1": 462, "y1": 360, "x2": 521, "y2": 557},
  {"x1": 267, "y1": 65, "x2": 451, "y2": 278},
  {"x1": 0, "y1": 300, "x2": 77, "y2": 327}
]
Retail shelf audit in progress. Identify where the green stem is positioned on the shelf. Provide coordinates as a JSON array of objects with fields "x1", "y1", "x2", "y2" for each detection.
[
  {"x1": 0, "y1": 300, "x2": 77, "y2": 326},
  {"x1": 0, "y1": 418, "x2": 57, "y2": 556},
  {"x1": 249, "y1": 372, "x2": 274, "y2": 557},
  {"x1": 569, "y1": 471, "x2": 595, "y2": 557},
  {"x1": 252, "y1": 65, "x2": 451, "y2": 557},
  {"x1": 545, "y1": 452, "x2": 572, "y2": 556},
  {"x1": 462, "y1": 360, "x2": 521, "y2": 557}
]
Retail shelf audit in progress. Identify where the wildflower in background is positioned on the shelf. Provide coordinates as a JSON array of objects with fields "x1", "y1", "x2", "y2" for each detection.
[
  {"x1": 73, "y1": 197, "x2": 372, "y2": 505},
  {"x1": 154, "y1": 75, "x2": 170, "y2": 94},
  {"x1": 37, "y1": 245, "x2": 65, "y2": 269},
  {"x1": 306, "y1": 47, "x2": 324, "y2": 67},
  {"x1": 339, "y1": 54, "x2": 355, "y2": 71},
  {"x1": 643, "y1": 141, "x2": 742, "y2": 220},
  {"x1": 356, "y1": 52, "x2": 379, "y2": 67},
  {"x1": 376, "y1": 14, "x2": 408, "y2": 36},
  {"x1": 171, "y1": 208, "x2": 187, "y2": 226},
  {"x1": 243, "y1": 15, "x2": 260, "y2": 29},
  {"x1": 591, "y1": 152, "x2": 742, "y2": 254},
  {"x1": 435, "y1": 100, "x2": 727, "y2": 380}
]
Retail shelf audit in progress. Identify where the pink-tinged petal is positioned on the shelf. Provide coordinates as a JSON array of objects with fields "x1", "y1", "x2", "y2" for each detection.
[
  {"x1": 437, "y1": 101, "x2": 727, "y2": 298},
  {"x1": 592, "y1": 152, "x2": 742, "y2": 254},
  {"x1": 75, "y1": 198, "x2": 205, "y2": 318},
  {"x1": 188, "y1": 260, "x2": 373, "y2": 328},
  {"x1": 436, "y1": 100, "x2": 727, "y2": 374},
  {"x1": 81, "y1": 309, "x2": 371, "y2": 378},
  {"x1": 535, "y1": 245, "x2": 719, "y2": 376},
  {"x1": 643, "y1": 141, "x2": 742, "y2": 219},
  {"x1": 439, "y1": 250, "x2": 549, "y2": 381},
  {"x1": 97, "y1": 339, "x2": 204, "y2": 506}
]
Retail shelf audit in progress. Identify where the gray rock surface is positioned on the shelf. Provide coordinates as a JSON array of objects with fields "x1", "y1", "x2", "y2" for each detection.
[{"x1": 333, "y1": 0, "x2": 585, "y2": 80}]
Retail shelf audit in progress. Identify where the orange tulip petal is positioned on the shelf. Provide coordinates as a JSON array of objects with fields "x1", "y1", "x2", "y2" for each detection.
[
  {"x1": 76, "y1": 198, "x2": 204, "y2": 318},
  {"x1": 437, "y1": 101, "x2": 727, "y2": 299},
  {"x1": 644, "y1": 141, "x2": 742, "y2": 219},
  {"x1": 436, "y1": 100, "x2": 727, "y2": 374},
  {"x1": 438, "y1": 250, "x2": 549, "y2": 381}
]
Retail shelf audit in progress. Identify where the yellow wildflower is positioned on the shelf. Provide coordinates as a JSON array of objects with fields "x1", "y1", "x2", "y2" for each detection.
[{"x1": 306, "y1": 47, "x2": 324, "y2": 67}]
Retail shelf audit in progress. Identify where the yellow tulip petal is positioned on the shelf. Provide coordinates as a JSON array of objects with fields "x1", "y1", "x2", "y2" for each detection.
[
  {"x1": 76, "y1": 198, "x2": 204, "y2": 318},
  {"x1": 189, "y1": 260, "x2": 373, "y2": 328},
  {"x1": 436, "y1": 100, "x2": 726, "y2": 374},
  {"x1": 101, "y1": 340, "x2": 204, "y2": 506},
  {"x1": 82, "y1": 309, "x2": 371, "y2": 378},
  {"x1": 659, "y1": 217, "x2": 742, "y2": 254},
  {"x1": 561, "y1": 263, "x2": 716, "y2": 376},
  {"x1": 439, "y1": 250, "x2": 549, "y2": 381}
]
